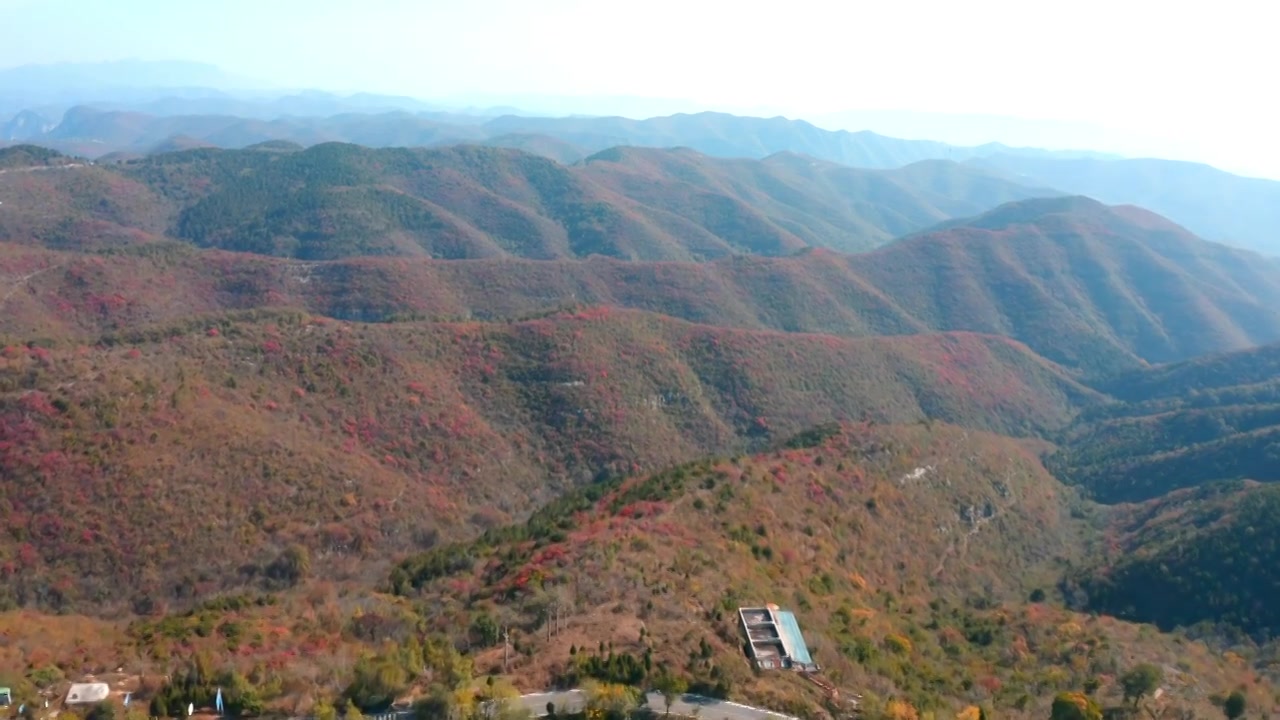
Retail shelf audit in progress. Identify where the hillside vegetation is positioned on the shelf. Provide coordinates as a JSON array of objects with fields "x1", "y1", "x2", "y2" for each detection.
[
  {"x1": 0, "y1": 142, "x2": 1055, "y2": 259},
  {"x1": 4, "y1": 196, "x2": 1280, "y2": 377},
  {"x1": 859, "y1": 197, "x2": 1280, "y2": 374},
  {"x1": 0, "y1": 308, "x2": 1094, "y2": 614},
  {"x1": 391, "y1": 422, "x2": 1265, "y2": 720},
  {"x1": 1068, "y1": 480, "x2": 1280, "y2": 639},
  {"x1": 1049, "y1": 342, "x2": 1280, "y2": 503},
  {"x1": 4, "y1": 127, "x2": 1280, "y2": 720},
  {"x1": 1046, "y1": 344, "x2": 1280, "y2": 640},
  {"x1": 13, "y1": 107, "x2": 1280, "y2": 253}
]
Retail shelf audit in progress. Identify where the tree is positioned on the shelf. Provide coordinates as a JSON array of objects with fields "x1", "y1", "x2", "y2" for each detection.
[
  {"x1": 1051, "y1": 693, "x2": 1102, "y2": 720},
  {"x1": 478, "y1": 681, "x2": 528, "y2": 720},
  {"x1": 345, "y1": 654, "x2": 409, "y2": 713},
  {"x1": 470, "y1": 613, "x2": 501, "y2": 648},
  {"x1": 582, "y1": 681, "x2": 639, "y2": 720},
  {"x1": 422, "y1": 636, "x2": 473, "y2": 690},
  {"x1": 1223, "y1": 691, "x2": 1246, "y2": 720},
  {"x1": 412, "y1": 691, "x2": 453, "y2": 720},
  {"x1": 885, "y1": 699, "x2": 919, "y2": 720},
  {"x1": 1120, "y1": 665, "x2": 1163, "y2": 707},
  {"x1": 653, "y1": 671, "x2": 688, "y2": 715},
  {"x1": 314, "y1": 700, "x2": 339, "y2": 720},
  {"x1": 86, "y1": 703, "x2": 117, "y2": 720},
  {"x1": 267, "y1": 544, "x2": 311, "y2": 587}
]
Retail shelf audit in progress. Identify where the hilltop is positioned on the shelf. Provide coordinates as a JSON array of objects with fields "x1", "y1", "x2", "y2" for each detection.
[
  {"x1": 858, "y1": 197, "x2": 1280, "y2": 374},
  {"x1": 0, "y1": 142, "x2": 1056, "y2": 259},
  {"x1": 0, "y1": 308, "x2": 1095, "y2": 614},
  {"x1": 970, "y1": 154, "x2": 1280, "y2": 256}
]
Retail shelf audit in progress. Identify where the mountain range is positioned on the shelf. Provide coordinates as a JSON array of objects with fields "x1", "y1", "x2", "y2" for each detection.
[
  {"x1": 7, "y1": 104, "x2": 1280, "y2": 256},
  {"x1": 3, "y1": 107, "x2": 1280, "y2": 720},
  {"x1": 0, "y1": 142, "x2": 1065, "y2": 259}
]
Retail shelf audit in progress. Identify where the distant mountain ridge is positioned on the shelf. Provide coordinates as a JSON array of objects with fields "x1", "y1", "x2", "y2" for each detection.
[
  {"x1": 0, "y1": 142, "x2": 1062, "y2": 260},
  {"x1": 969, "y1": 154, "x2": 1280, "y2": 256},
  {"x1": 5, "y1": 105, "x2": 1114, "y2": 169},
  {"x1": 3, "y1": 179, "x2": 1279, "y2": 379},
  {"x1": 7, "y1": 106, "x2": 1280, "y2": 255}
]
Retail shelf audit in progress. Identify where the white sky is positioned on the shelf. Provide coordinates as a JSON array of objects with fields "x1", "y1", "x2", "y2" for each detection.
[{"x1": 1, "y1": 0, "x2": 1276, "y2": 177}]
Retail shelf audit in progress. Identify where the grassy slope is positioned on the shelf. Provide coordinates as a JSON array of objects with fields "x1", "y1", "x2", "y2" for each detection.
[
  {"x1": 392, "y1": 422, "x2": 1268, "y2": 720},
  {"x1": 0, "y1": 308, "x2": 1094, "y2": 614}
]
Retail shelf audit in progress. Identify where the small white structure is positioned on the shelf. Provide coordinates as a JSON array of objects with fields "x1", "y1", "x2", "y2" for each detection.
[{"x1": 65, "y1": 683, "x2": 110, "y2": 705}]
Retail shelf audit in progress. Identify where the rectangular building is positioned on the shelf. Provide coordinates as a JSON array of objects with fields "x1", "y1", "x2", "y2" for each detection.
[{"x1": 738, "y1": 606, "x2": 819, "y2": 671}]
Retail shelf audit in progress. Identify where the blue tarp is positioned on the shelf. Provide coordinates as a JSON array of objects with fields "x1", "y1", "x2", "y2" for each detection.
[{"x1": 775, "y1": 611, "x2": 813, "y2": 665}]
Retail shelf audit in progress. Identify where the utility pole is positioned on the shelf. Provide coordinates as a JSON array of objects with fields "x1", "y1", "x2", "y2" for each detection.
[{"x1": 503, "y1": 627, "x2": 510, "y2": 673}]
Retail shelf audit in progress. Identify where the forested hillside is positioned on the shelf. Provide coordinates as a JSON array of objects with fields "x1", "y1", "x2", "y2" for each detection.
[
  {"x1": 5, "y1": 194, "x2": 1280, "y2": 379},
  {"x1": 0, "y1": 142, "x2": 1056, "y2": 259},
  {"x1": 0, "y1": 308, "x2": 1093, "y2": 614},
  {"x1": 1049, "y1": 342, "x2": 1280, "y2": 503},
  {"x1": 1069, "y1": 480, "x2": 1280, "y2": 638},
  {"x1": 3, "y1": 128, "x2": 1280, "y2": 720},
  {"x1": 390, "y1": 422, "x2": 1260, "y2": 720}
]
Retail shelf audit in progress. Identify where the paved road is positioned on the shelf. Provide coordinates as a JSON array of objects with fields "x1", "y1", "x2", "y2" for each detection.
[
  {"x1": 311, "y1": 689, "x2": 797, "y2": 720},
  {"x1": 0, "y1": 162, "x2": 90, "y2": 177},
  {"x1": 518, "y1": 689, "x2": 797, "y2": 720}
]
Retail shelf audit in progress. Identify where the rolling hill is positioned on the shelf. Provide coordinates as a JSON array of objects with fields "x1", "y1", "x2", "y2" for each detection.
[
  {"x1": 388, "y1": 422, "x2": 1265, "y2": 720},
  {"x1": 0, "y1": 143, "x2": 1062, "y2": 259},
  {"x1": 11, "y1": 107, "x2": 1280, "y2": 255},
  {"x1": 3, "y1": 194, "x2": 1279, "y2": 380},
  {"x1": 1047, "y1": 341, "x2": 1280, "y2": 503},
  {"x1": 0, "y1": 308, "x2": 1095, "y2": 616},
  {"x1": 1067, "y1": 479, "x2": 1280, "y2": 639},
  {"x1": 0, "y1": 150, "x2": 1276, "y2": 720},
  {"x1": 858, "y1": 197, "x2": 1280, "y2": 374},
  {"x1": 6, "y1": 421, "x2": 1273, "y2": 719}
]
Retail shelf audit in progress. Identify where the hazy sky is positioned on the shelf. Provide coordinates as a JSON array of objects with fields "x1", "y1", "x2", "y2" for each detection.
[{"x1": 1, "y1": 0, "x2": 1276, "y2": 177}]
